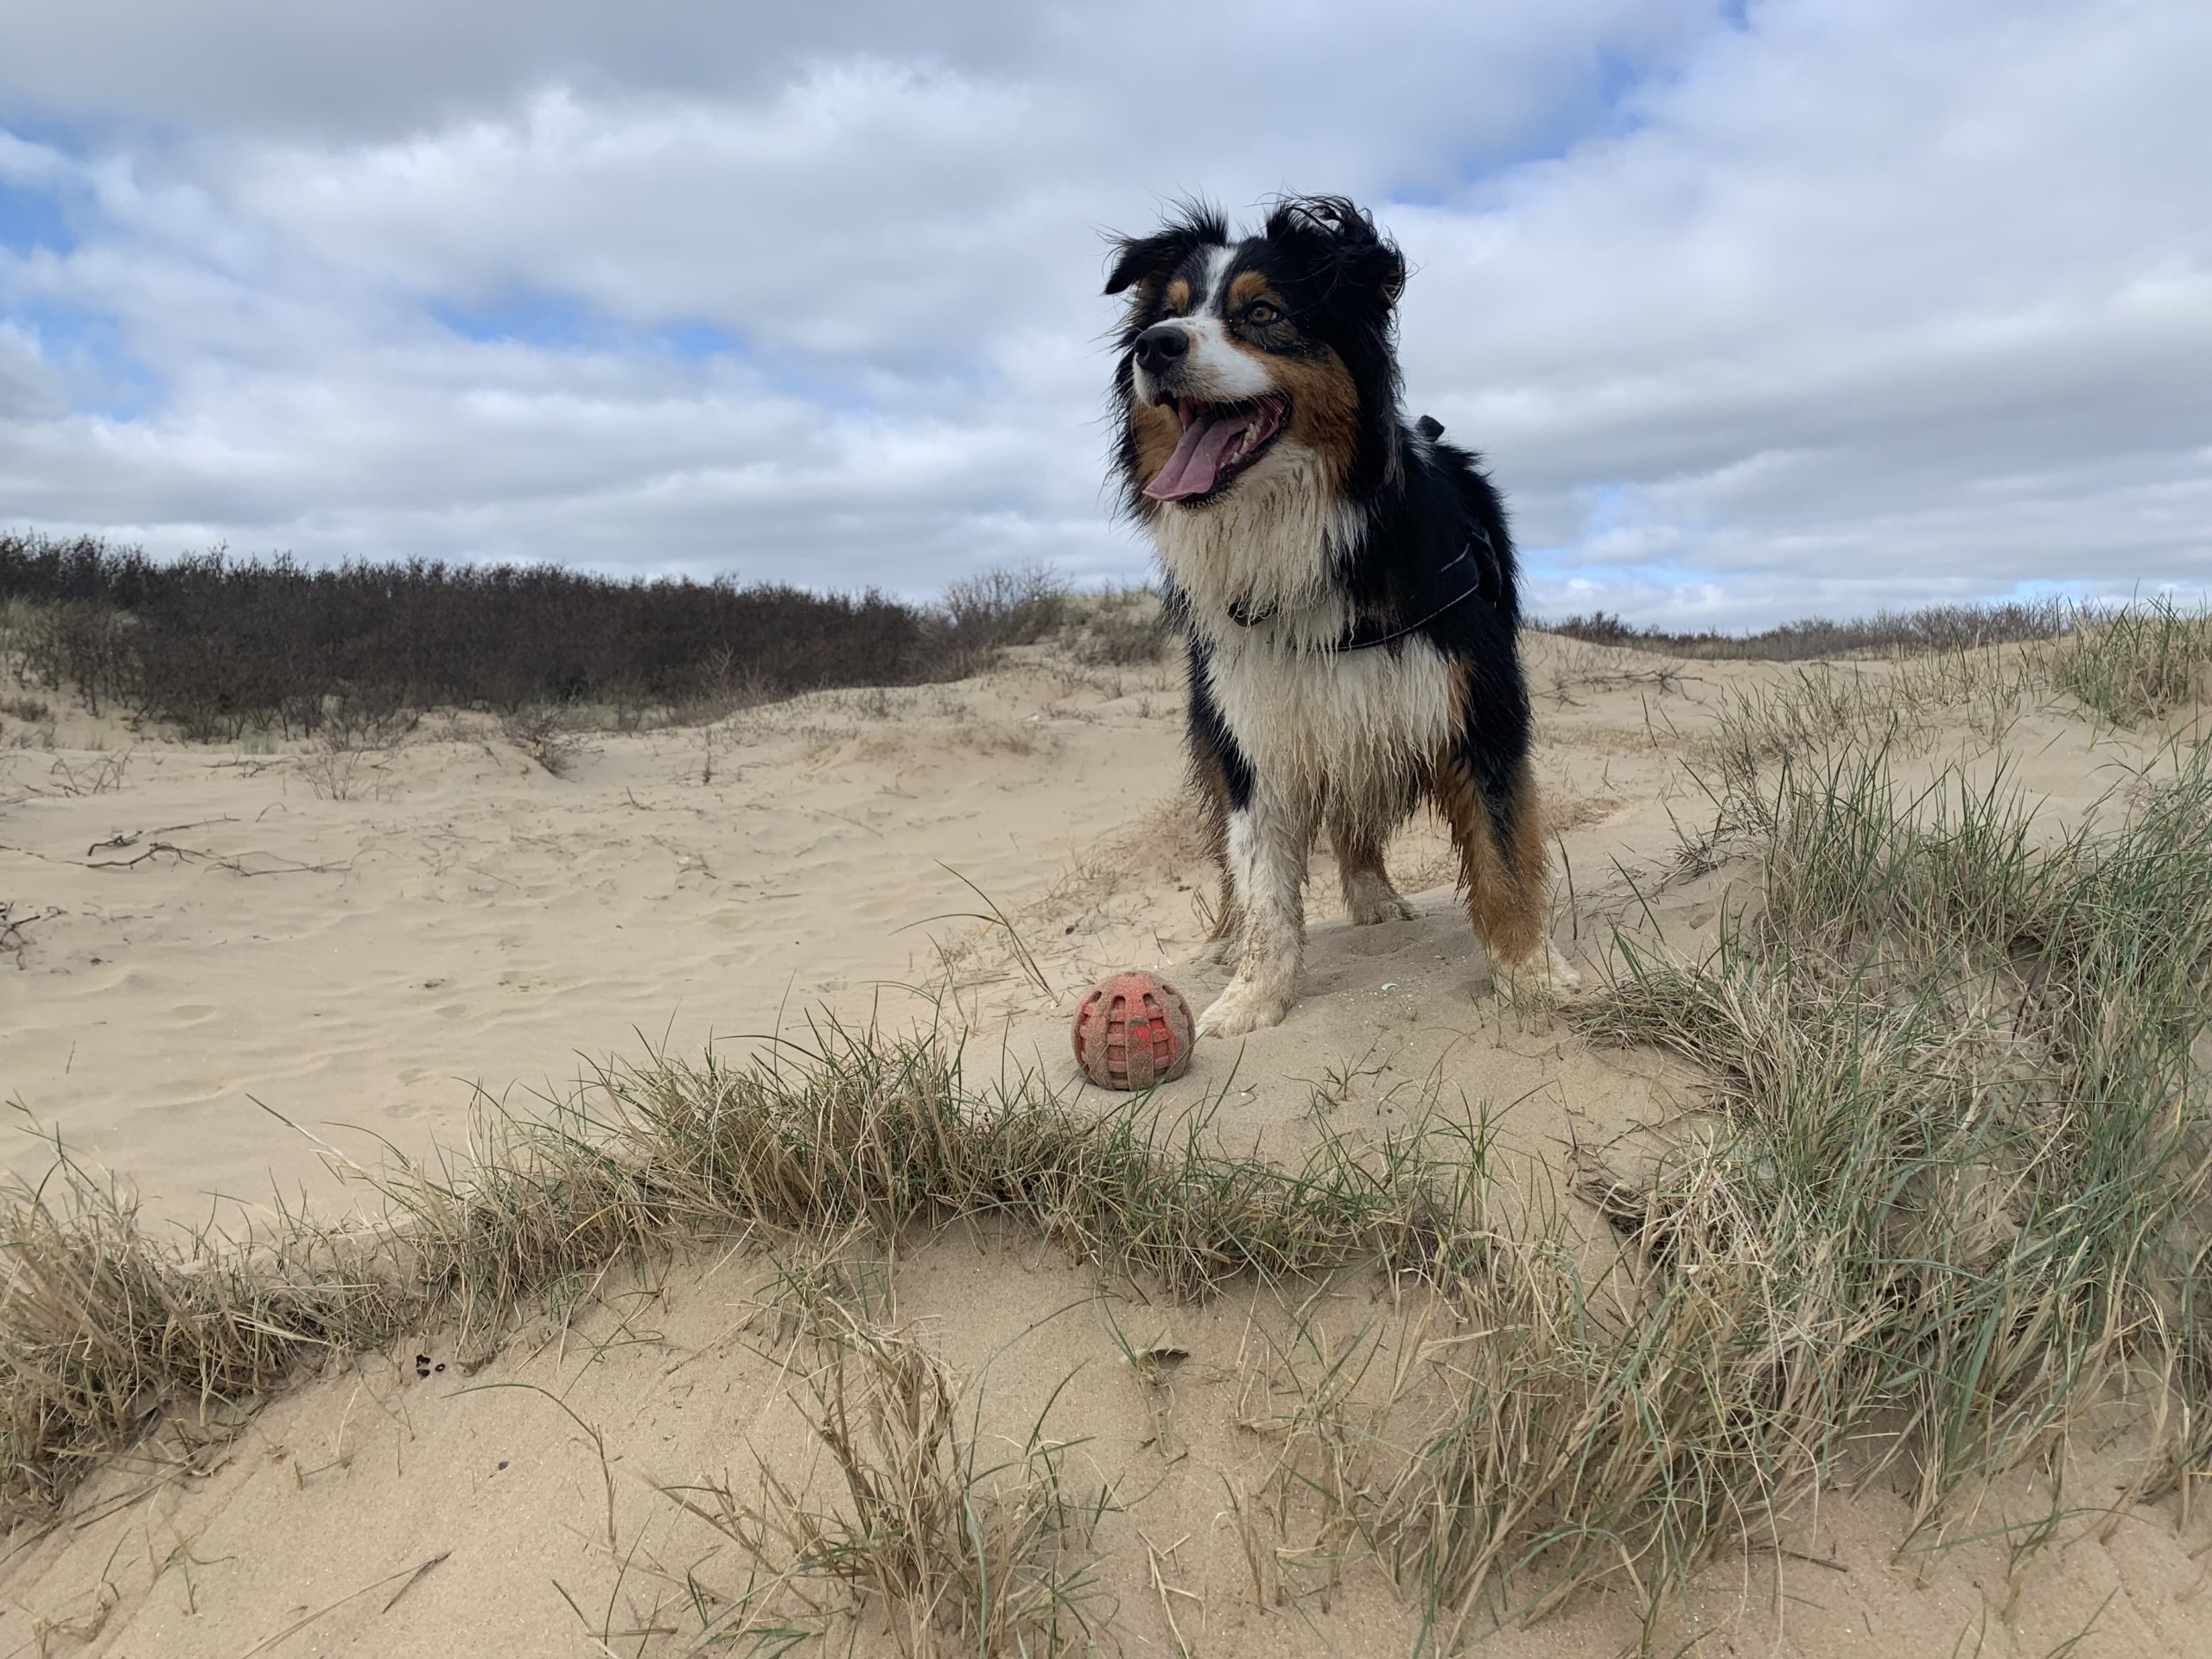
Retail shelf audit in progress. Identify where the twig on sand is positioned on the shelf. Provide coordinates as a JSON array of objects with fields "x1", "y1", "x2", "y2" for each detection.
[
  {"x1": 84, "y1": 817, "x2": 235, "y2": 855},
  {"x1": 0, "y1": 900, "x2": 62, "y2": 966},
  {"x1": 78, "y1": 820, "x2": 348, "y2": 876}
]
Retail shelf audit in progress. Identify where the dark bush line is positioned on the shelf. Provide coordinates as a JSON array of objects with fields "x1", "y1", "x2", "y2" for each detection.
[
  {"x1": 1541, "y1": 601, "x2": 2073, "y2": 662},
  {"x1": 0, "y1": 533, "x2": 1065, "y2": 740}
]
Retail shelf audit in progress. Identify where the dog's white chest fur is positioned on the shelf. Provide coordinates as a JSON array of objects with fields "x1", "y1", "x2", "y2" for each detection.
[
  {"x1": 1151, "y1": 456, "x2": 1457, "y2": 808},
  {"x1": 1200, "y1": 626, "x2": 1456, "y2": 809}
]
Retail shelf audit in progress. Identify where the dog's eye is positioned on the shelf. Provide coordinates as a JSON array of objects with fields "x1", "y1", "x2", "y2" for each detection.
[{"x1": 1243, "y1": 302, "x2": 1282, "y2": 326}]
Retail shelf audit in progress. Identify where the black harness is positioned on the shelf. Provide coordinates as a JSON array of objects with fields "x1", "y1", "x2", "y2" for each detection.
[{"x1": 1219, "y1": 414, "x2": 1492, "y2": 653}]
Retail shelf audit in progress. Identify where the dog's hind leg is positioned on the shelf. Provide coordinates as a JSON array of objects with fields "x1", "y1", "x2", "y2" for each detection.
[
  {"x1": 1198, "y1": 788, "x2": 1319, "y2": 1038},
  {"x1": 1434, "y1": 751, "x2": 1580, "y2": 995},
  {"x1": 1330, "y1": 794, "x2": 1416, "y2": 925}
]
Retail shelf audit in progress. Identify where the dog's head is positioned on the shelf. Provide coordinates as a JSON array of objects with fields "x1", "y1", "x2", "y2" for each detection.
[{"x1": 1106, "y1": 196, "x2": 1407, "y2": 512}]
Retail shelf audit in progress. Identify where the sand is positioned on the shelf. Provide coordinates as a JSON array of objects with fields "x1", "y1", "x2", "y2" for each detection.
[{"x1": 1, "y1": 632, "x2": 2204, "y2": 1655}]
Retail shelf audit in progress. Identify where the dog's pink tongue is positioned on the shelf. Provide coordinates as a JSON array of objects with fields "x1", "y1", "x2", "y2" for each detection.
[{"x1": 1144, "y1": 410, "x2": 1248, "y2": 501}]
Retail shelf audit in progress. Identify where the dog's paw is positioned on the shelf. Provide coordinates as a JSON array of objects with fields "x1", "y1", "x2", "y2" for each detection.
[
  {"x1": 1343, "y1": 874, "x2": 1417, "y2": 927},
  {"x1": 1198, "y1": 978, "x2": 1294, "y2": 1038},
  {"x1": 1496, "y1": 940, "x2": 1584, "y2": 1007},
  {"x1": 1541, "y1": 938, "x2": 1584, "y2": 992}
]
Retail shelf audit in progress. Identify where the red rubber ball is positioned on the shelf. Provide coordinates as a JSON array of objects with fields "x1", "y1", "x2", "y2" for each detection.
[{"x1": 1072, "y1": 972, "x2": 1195, "y2": 1090}]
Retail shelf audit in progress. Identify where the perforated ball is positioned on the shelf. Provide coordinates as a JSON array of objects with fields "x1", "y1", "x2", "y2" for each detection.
[{"x1": 1072, "y1": 972, "x2": 1195, "y2": 1090}]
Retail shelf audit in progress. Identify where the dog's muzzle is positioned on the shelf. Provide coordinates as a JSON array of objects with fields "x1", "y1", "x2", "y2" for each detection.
[{"x1": 1132, "y1": 323, "x2": 1190, "y2": 380}]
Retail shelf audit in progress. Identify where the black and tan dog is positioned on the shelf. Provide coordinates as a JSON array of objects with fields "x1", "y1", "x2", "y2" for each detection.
[{"x1": 1105, "y1": 194, "x2": 1577, "y2": 1036}]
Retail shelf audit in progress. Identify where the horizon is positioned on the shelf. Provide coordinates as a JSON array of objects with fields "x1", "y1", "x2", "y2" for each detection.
[{"x1": 10, "y1": 524, "x2": 2209, "y2": 639}]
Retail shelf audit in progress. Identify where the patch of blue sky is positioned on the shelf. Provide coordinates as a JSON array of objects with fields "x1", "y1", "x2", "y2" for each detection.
[
  {"x1": 428, "y1": 289, "x2": 606, "y2": 348},
  {"x1": 16, "y1": 299, "x2": 160, "y2": 417},
  {"x1": 1592, "y1": 48, "x2": 1649, "y2": 127},
  {"x1": 433, "y1": 287, "x2": 965, "y2": 422},
  {"x1": 1576, "y1": 482, "x2": 1630, "y2": 532},
  {"x1": 651, "y1": 319, "x2": 741, "y2": 360},
  {"x1": 429, "y1": 288, "x2": 747, "y2": 364},
  {"x1": 1515, "y1": 486, "x2": 1659, "y2": 567},
  {"x1": 1395, "y1": 5, "x2": 1738, "y2": 200},
  {"x1": 0, "y1": 176, "x2": 74, "y2": 255}
]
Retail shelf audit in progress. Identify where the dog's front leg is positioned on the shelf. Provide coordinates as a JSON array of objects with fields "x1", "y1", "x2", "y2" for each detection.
[{"x1": 1198, "y1": 790, "x2": 1315, "y2": 1038}]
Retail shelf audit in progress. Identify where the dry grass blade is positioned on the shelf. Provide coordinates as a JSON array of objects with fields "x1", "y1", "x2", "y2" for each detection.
[
  {"x1": 235, "y1": 1550, "x2": 450, "y2": 1656},
  {"x1": 658, "y1": 1320, "x2": 1105, "y2": 1655}
]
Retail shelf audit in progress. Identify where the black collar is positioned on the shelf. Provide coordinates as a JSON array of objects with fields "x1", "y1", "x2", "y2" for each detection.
[{"x1": 1224, "y1": 538, "x2": 1490, "y2": 652}]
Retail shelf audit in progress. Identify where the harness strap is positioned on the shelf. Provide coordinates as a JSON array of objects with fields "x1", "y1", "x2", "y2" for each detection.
[{"x1": 1224, "y1": 532, "x2": 1495, "y2": 653}]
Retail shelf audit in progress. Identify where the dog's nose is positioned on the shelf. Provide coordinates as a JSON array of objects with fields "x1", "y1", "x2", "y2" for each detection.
[{"x1": 1133, "y1": 324, "x2": 1190, "y2": 375}]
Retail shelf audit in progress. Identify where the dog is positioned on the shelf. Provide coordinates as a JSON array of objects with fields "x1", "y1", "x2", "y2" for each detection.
[{"x1": 1104, "y1": 194, "x2": 1578, "y2": 1038}]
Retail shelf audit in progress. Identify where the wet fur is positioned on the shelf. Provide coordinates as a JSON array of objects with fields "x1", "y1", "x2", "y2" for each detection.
[{"x1": 1105, "y1": 196, "x2": 1571, "y2": 1035}]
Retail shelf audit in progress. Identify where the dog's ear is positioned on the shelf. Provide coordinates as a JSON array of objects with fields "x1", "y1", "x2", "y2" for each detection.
[
  {"x1": 1103, "y1": 200, "x2": 1228, "y2": 296},
  {"x1": 1103, "y1": 232, "x2": 1188, "y2": 296},
  {"x1": 1264, "y1": 195, "x2": 1407, "y2": 312}
]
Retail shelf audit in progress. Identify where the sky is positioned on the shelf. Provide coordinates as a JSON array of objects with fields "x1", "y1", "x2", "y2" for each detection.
[{"x1": 0, "y1": 0, "x2": 2206, "y2": 628}]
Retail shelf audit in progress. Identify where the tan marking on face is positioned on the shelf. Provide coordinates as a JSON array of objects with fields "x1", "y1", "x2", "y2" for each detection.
[
  {"x1": 1226, "y1": 270, "x2": 1275, "y2": 309},
  {"x1": 1164, "y1": 277, "x2": 1192, "y2": 314},
  {"x1": 1217, "y1": 340, "x2": 1359, "y2": 486},
  {"x1": 1128, "y1": 397, "x2": 1184, "y2": 499}
]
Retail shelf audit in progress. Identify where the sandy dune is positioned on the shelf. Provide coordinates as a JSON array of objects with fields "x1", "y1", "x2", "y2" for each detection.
[
  {"x1": 1, "y1": 635, "x2": 1717, "y2": 1216},
  {"x1": 2, "y1": 632, "x2": 2204, "y2": 1656},
  {"x1": 3, "y1": 661, "x2": 1198, "y2": 1215}
]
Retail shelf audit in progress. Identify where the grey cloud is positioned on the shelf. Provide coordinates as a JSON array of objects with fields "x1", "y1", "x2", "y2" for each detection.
[
  {"x1": 1, "y1": 1, "x2": 1702, "y2": 144},
  {"x1": 0, "y1": 1, "x2": 2205, "y2": 625}
]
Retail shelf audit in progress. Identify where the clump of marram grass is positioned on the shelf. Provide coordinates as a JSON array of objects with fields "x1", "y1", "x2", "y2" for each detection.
[
  {"x1": 1233, "y1": 1166, "x2": 1916, "y2": 1642},
  {"x1": 1572, "y1": 734, "x2": 2212, "y2": 1531},
  {"x1": 0, "y1": 1017, "x2": 1480, "y2": 1527},
  {"x1": 0, "y1": 1163, "x2": 423, "y2": 1517},
  {"x1": 548, "y1": 1021, "x2": 1495, "y2": 1296},
  {"x1": 1219, "y1": 737, "x2": 2212, "y2": 1643},
  {"x1": 660, "y1": 1319, "x2": 1109, "y2": 1655},
  {"x1": 2044, "y1": 596, "x2": 2212, "y2": 727},
  {"x1": 1698, "y1": 664, "x2": 1931, "y2": 771},
  {"x1": 1696, "y1": 639, "x2": 2045, "y2": 775}
]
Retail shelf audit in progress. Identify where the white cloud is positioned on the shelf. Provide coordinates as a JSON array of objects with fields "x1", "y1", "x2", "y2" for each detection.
[
  {"x1": 0, "y1": 0, "x2": 2205, "y2": 625},
  {"x1": 1394, "y1": 0, "x2": 2212, "y2": 619}
]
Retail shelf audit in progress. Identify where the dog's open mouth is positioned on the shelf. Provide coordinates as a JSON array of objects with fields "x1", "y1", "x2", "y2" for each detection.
[{"x1": 1143, "y1": 395, "x2": 1287, "y2": 504}]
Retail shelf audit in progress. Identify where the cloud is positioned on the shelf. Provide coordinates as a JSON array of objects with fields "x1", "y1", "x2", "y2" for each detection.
[
  {"x1": 0, "y1": 0, "x2": 2205, "y2": 625},
  {"x1": 1394, "y1": 0, "x2": 2212, "y2": 620}
]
